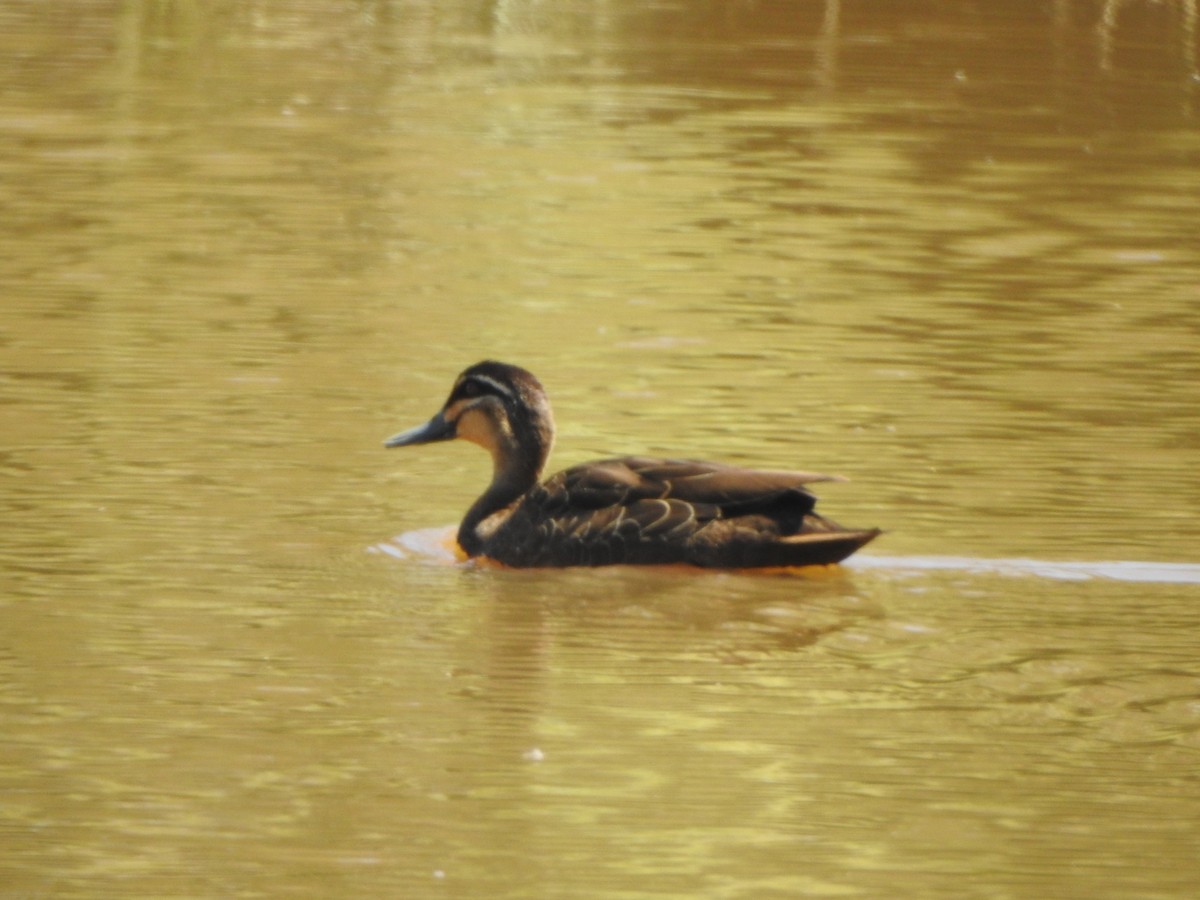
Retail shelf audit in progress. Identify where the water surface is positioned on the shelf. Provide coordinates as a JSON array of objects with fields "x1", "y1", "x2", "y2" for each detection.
[{"x1": 2, "y1": 2, "x2": 1199, "y2": 897}]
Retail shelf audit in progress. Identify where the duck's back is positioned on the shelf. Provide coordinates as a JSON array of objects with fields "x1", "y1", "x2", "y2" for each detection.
[{"x1": 479, "y1": 456, "x2": 879, "y2": 568}]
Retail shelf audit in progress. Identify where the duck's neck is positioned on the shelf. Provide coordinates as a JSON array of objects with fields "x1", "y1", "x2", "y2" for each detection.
[{"x1": 457, "y1": 441, "x2": 548, "y2": 558}]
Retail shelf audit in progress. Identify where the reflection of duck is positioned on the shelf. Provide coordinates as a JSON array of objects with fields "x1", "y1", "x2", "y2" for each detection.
[{"x1": 385, "y1": 361, "x2": 881, "y2": 568}]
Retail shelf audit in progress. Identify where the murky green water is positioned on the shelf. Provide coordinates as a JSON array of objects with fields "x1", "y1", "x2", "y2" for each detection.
[{"x1": 3, "y1": 1, "x2": 1199, "y2": 897}]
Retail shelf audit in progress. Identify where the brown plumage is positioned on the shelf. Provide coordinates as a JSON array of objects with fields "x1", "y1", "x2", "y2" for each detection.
[{"x1": 384, "y1": 361, "x2": 880, "y2": 569}]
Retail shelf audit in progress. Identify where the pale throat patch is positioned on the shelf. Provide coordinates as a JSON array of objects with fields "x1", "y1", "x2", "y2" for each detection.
[{"x1": 451, "y1": 401, "x2": 514, "y2": 458}]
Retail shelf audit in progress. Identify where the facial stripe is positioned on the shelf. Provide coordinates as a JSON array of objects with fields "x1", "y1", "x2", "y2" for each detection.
[
  {"x1": 460, "y1": 374, "x2": 515, "y2": 399},
  {"x1": 443, "y1": 398, "x2": 471, "y2": 421}
]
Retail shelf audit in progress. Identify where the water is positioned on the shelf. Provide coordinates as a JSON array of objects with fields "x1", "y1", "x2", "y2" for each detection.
[{"x1": 3, "y1": 1, "x2": 1199, "y2": 897}]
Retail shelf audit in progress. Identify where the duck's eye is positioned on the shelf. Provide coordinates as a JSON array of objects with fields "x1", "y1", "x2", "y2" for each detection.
[{"x1": 460, "y1": 380, "x2": 481, "y2": 398}]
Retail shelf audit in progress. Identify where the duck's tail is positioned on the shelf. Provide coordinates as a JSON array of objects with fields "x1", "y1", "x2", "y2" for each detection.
[
  {"x1": 767, "y1": 520, "x2": 882, "y2": 567},
  {"x1": 688, "y1": 514, "x2": 881, "y2": 568}
]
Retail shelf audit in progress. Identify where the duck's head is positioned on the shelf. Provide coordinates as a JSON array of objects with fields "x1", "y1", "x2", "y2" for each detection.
[{"x1": 385, "y1": 361, "x2": 556, "y2": 479}]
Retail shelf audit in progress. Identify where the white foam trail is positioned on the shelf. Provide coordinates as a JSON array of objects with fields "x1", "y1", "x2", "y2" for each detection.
[
  {"x1": 368, "y1": 527, "x2": 459, "y2": 563},
  {"x1": 848, "y1": 555, "x2": 1200, "y2": 585}
]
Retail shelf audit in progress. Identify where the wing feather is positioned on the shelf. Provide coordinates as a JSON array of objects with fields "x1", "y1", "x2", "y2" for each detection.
[{"x1": 551, "y1": 456, "x2": 838, "y2": 526}]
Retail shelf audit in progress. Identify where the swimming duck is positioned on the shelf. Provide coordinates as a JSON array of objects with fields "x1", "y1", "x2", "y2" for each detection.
[{"x1": 384, "y1": 361, "x2": 880, "y2": 568}]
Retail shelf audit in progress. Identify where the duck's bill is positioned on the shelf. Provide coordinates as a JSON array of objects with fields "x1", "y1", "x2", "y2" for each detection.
[{"x1": 384, "y1": 411, "x2": 455, "y2": 448}]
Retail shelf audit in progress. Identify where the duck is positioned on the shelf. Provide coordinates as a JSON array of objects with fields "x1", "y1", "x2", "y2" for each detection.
[{"x1": 384, "y1": 361, "x2": 880, "y2": 568}]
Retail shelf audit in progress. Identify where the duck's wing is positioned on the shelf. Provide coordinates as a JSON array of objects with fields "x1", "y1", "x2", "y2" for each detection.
[{"x1": 555, "y1": 456, "x2": 841, "y2": 518}]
